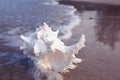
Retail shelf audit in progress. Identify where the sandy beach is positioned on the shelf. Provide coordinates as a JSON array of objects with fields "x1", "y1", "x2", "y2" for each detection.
[
  {"x1": 0, "y1": 0, "x2": 120, "y2": 80},
  {"x1": 59, "y1": 1, "x2": 120, "y2": 80},
  {"x1": 60, "y1": 0, "x2": 120, "y2": 5}
]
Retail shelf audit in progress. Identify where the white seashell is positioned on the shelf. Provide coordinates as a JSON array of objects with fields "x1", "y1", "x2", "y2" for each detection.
[{"x1": 20, "y1": 22, "x2": 86, "y2": 80}]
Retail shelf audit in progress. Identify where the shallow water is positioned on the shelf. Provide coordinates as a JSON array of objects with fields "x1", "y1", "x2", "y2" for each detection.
[
  {"x1": 0, "y1": 0, "x2": 80, "y2": 45},
  {"x1": 0, "y1": 0, "x2": 80, "y2": 80}
]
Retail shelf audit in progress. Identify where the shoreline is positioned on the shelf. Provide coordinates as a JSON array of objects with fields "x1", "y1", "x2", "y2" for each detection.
[
  {"x1": 58, "y1": 0, "x2": 120, "y2": 80},
  {"x1": 57, "y1": 0, "x2": 83, "y2": 45},
  {"x1": 59, "y1": 0, "x2": 120, "y2": 5}
]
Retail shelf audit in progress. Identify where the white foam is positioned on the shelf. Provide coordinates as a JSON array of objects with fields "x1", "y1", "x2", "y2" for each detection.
[
  {"x1": 43, "y1": 0, "x2": 81, "y2": 40},
  {"x1": 57, "y1": 5, "x2": 81, "y2": 39},
  {"x1": 43, "y1": 0, "x2": 58, "y2": 5},
  {"x1": 59, "y1": 15, "x2": 81, "y2": 39}
]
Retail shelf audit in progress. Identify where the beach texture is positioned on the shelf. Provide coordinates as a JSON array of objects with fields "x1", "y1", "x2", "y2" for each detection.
[
  {"x1": 1, "y1": 0, "x2": 120, "y2": 80},
  {"x1": 60, "y1": 0, "x2": 120, "y2": 5},
  {"x1": 60, "y1": 1, "x2": 120, "y2": 80}
]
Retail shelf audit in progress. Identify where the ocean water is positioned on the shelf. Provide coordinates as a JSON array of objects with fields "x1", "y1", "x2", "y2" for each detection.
[
  {"x1": 0, "y1": 0, "x2": 80, "y2": 80},
  {"x1": 0, "y1": 0, "x2": 80, "y2": 46}
]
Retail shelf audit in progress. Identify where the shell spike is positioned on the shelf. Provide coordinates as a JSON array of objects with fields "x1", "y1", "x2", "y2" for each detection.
[{"x1": 20, "y1": 35, "x2": 29, "y2": 43}]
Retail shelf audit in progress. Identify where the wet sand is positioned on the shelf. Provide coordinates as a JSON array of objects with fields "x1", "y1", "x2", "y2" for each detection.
[
  {"x1": 59, "y1": 1, "x2": 120, "y2": 80},
  {"x1": 60, "y1": 0, "x2": 120, "y2": 5}
]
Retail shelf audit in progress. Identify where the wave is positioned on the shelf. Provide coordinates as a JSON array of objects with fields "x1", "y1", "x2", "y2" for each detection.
[{"x1": 0, "y1": 0, "x2": 82, "y2": 80}]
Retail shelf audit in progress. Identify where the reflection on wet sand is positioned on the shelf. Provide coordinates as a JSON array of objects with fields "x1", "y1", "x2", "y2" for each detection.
[
  {"x1": 59, "y1": 1, "x2": 120, "y2": 80},
  {"x1": 96, "y1": 8, "x2": 120, "y2": 49}
]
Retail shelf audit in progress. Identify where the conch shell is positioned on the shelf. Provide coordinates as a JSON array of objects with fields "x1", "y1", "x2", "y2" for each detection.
[{"x1": 20, "y1": 23, "x2": 86, "y2": 80}]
